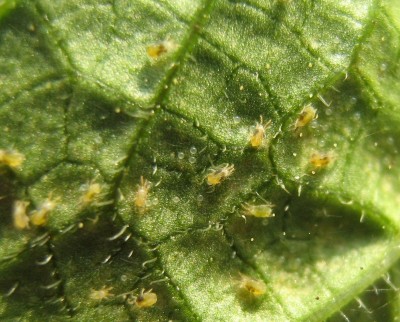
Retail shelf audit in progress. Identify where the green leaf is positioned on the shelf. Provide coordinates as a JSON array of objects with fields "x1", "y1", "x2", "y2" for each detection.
[{"x1": 1, "y1": 0, "x2": 399, "y2": 321}]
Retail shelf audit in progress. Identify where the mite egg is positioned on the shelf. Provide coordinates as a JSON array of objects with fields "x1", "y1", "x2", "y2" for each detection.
[
  {"x1": 249, "y1": 116, "x2": 271, "y2": 149},
  {"x1": 146, "y1": 39, "x2": 177, "y2": 60},
  {"x1": 0, "y1": 149, "x2": 24, "y2": 169},
  {"x1": 310, "y1": 152, "x2": 333, "y2": 169},
  {"x1": 90, "y1": 286, "x2": 114, "y2": 301},
  {"x1": 135, "y1": 289, "x2": 157, "y2": 308},
  {"x1": 238, "y1": 274, "x2": 266, "y2": 296},
  {"x1": 206, "y1": 163, "x2": 235, "y2": 186},
  {"x1": 134, "y1": 176, "x2": 150, "y2": 213},
  {"x1": 30, "y1": 195, "x2": 60, "y2": 226},
  {"x1": 13, "y1": 200, "x2": 30, "y2": 230},
  {"x1": 242, "y1": 202, "x2": 274, "y2": 218},
  {"x1": 294, "y1": 104, "x2": 317, "y2": 130}
]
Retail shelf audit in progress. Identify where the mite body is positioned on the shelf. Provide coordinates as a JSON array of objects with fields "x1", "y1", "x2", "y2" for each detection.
[
  {"x1": 310, "y1": 152, "x2": 333, "y2": 169},
  {"x1": 242, "y1": 202, "x2": 274, "y2": 218},
  {"x1": 90, "y1": 286, "x2": 114, "y2": 301},
  {"x1": 135, "y1": 289, "x2": 157, "y2": 308},
  {"x1": 13, "y1": 200, "x2": 30, "y2": 230},
  {"x1": 0, "y1": 149, "x2": 24, "y2": 169},
  {"x1": 249, "y1": 116, "x2": 271, "y2": 149},
  {"x1": 30, "y1": 195, "x2": 59, "y2": 226},
  {"x1": 206, "y1": 163, "x2": 235, "y2": 186},
  {"x1": 80, "y1": 182, "x2": 102, "y2": 207},
  {"x1": 134, "y1": 176, "x2": 150, "y2": 212},
  {"x1": 238, "y1": 274, "x2": 266, "y2": 296},
  {"x1": 146, "y1": 39, "x2": 176, "y2": 60},
  {"x1": 294, "y1": 104, "x2": 317, "y2": 130}
]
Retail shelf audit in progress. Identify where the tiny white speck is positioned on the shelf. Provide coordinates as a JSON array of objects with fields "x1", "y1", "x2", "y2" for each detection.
[{"x1": 233, "y1": 116, "x2": 241, "y2": 124}]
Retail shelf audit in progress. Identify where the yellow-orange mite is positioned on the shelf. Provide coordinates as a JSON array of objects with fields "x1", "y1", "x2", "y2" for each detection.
[
  {"x1": 30, "y1": 195, "x2": 59, "y2": 226},
  {"x1": 134, "y1": 176, "x2": 150, "y2": 212},
  {"x1": 13, "y1": 200, "x2": 30, "y2": 230},
  {"x1": 0, "y1": 149, "x2": 24, "y2": 169},
  {"x1": 242, "y1": 202, "x2": 274, "y2": 218},
  {"x1": 239, "y1": 274, "x2": 266, "y2": 296},
  {"x1": 80, "y1": 182, "x2": 102, "y2": 207},
  {"x1": 294, "y1": 104, "x2": 317, "y2": 130},
  {"x1": 90, "y1": 286, "x2": 114, "y2": 301},
  {"x1": 310, "y1": 152, "x2": 333, "y2": 169},
  {"x1": 206, "y1": 163, "x2": 235, "y2": 186},
  {"x1": 146, "y1": 39, "x2": 176, "y2": 60},
  {"x1": 135, "y1": 289, "x2": 157, "y2": 308},
  {"x1": 249, "y1": 116, "x2": 271, "y2": 148}
]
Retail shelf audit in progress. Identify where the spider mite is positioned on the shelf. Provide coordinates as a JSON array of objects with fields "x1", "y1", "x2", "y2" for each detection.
[
  {"x1": 146, "y1": 39, "x2": 177, "y2": 60},
  {"x1": 249, "y1": 116, "x2": 272, "y2": 149},
  {"x1": 13, "y1": 200, "x2": 30, "y2": 230},
  {"x1": 310, "y1": 152, "x2": 333, "y2": 170},
  {"x1": 134, "y1": 176, "x2": 151, "y2": 213},
  {"x1": 294, "y1": 104, "x2": 317, "y2": 130},
  {"x1": 30, "y1": 194, "x2": 60, "y2": 227},
  {"x1": 206, "y1": 163, "x2": 235, "y2": 186},
  {"x1": 0, "y1": 149, "x2": 24, "y2": 169},
  {"x1": 80, "y1": 181, "x2": 102, "y2": 207},
  {"x1": 89, "y1": 286, "x2": 114, "y2": 301},
  {"x1": 134, "y1": 288, "x2": 157, "y2": 308},
  {"x1": 238, "y1": 273, "x2": 266, "y2": 296},
  {"x1": 242, "y1": 202, "x2": 274, "y2": 218}
]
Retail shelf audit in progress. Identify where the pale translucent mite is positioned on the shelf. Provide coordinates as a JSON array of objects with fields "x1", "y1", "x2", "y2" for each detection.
[
  {"x1": 135, "y1": 289, "x2": 157, "y2": 308},
  {"x1": 134, "y1": 176, "x2": 151, "y2": 212},
  {"x1": 30, "y1": 195, "x2": 60, "y2": 226},
  {"x1": 80, "y1": 182, "x2": 102, "y2": 207},
  {"x1": 249, "y1": 116, "x2": 271, "y2": 149},
  {"x1": 310, "y1": 152, "x2": 333, "y2": 169},
  {"x1": 239, "y1": 273, "x2": 266, "y2": 296},
  {"x1": 206, "y1": 163, "x2": 235, "y2": 186},
  {"x1": 146, "y1": 39, "x2": 176, "y2": 60},
  {"x1": 13, "y1": 200, "x2": 30, "y2": 230},
  {"x1": 242, "y1": 202, "x2": 274, "y2": 218},
  {"x1": 294, "y1": 104, "x2": 317, "y2": 130},
  {"x1": 0, "y1": 149, "x2": 24, "y2": 169},
  {"x1": 90, "y1": 286, "x2": 114, "y2": 301}
]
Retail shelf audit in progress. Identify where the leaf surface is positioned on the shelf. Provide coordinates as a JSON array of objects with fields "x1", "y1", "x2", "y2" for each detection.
[{"x1": 0, "y1": 0, "x2": 400, "y2": 321}]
